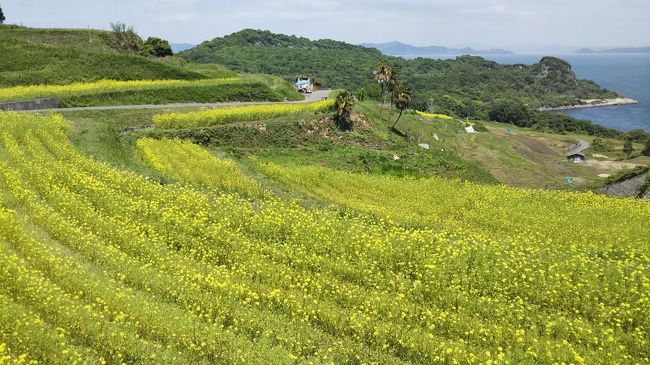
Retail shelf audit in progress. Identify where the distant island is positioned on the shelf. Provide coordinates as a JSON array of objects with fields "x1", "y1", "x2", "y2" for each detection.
[
  {"x1": 170, "y1": 42, "x2": 195, "y2": 53},
  {"x1": 360, "y1": 41, "x2": 513, "y2": 56},
  {"x1": 577, "y1": 46, "x2": 650, "y2": 54}
]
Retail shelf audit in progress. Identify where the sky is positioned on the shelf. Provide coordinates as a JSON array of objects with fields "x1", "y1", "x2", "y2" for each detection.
[{"x1": 1, "y1": 0, "x2": 648, "y2": 52}]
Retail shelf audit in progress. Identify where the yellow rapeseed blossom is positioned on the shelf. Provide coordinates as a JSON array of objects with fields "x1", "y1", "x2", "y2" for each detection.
[
  {"x1": 0, "y1": 78, "x2": 241, "y2": 102},
  {"x1": 0, "y1": 111, "x2": 648, "y2": 364},
  {"x1": 136, "y1": 137, "x2": 266, "y2": 198},
  {"x1": 152, "y1": 99, "x2": 335, "y2": 128},
  {"x1": 416, "y1": 110, "x2": 453, "y2": 120}
]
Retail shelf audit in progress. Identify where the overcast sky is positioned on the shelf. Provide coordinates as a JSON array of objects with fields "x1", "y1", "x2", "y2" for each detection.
[{"x1": 2, "y1": 0, "x2": 648, "y2": 52}]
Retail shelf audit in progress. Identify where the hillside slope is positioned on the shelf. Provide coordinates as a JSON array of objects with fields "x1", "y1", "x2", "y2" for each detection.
[
  {"x1": 0, "y1": 25, "x2": 205, "y2": 86},
  {"x1": 181, "y1": 29, "x2": 618, "y2": 110},
  {"x1": 0, "y1": 111, "x2": 648, "y2": 364}
]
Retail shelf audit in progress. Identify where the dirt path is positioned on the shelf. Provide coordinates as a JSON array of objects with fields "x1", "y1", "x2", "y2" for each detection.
[{"x1": 16, "y1": 90, "x2": 332, "y2": 113}]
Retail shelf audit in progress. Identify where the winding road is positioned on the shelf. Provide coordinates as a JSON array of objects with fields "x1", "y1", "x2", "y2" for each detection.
[
  {"x1": 15, "y1": 90, "x2": 332, "y2": 113},
  {"x1": 565, "y1": 139, "x2": 590, "y2": 156}
]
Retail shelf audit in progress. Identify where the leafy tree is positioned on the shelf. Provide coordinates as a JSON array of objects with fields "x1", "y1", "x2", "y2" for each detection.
[
  {"x1": 488, "y1": 99, "x2": 531, "y2": 127},
  {"x1": 391, "y1": 84, "x2": 412, "y2": 130},
  {"x1": 0, "y1": 4, "x2": 5, "y2": 24},
  {"x1": 623, "y1": 138, "x2": 634, "y2": 158},
  {"x1": 108, "y1": 22, "x2": 142, "y2": 53},
  {"x1": 140, "y1": 37, "x2": 174, "y2": 57},
  {"x1": 642, "y1": 137, "x2": 650, "y2": 156},
  {"x1": 592, "y1": 137, "x2": 608, "y2": 152},
  {"x1": 334, "y1": 90, "x2": 356, "y2": 131},
  {"x1": 627, "y1": 129, "x2": 648, "y2": 142}
]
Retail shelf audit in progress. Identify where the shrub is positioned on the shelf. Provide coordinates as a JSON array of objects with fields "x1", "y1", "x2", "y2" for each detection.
[
  {"x1": 108, "y1": 22, "x2": 142, "y2": 53},
  {"x1": 141, "y1": 37, "x2": 173, "y2": 58}
]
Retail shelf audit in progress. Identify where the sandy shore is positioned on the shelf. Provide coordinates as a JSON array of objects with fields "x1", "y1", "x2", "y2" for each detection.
[{"x1": 538, "y1": 97, "x2": 638, "y2": 112}]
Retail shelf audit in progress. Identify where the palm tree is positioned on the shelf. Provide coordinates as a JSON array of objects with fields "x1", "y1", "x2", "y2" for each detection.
[
  {"x1": 391, "y1": 84, "x2": 412, "y2": 130},
  {"x1": 334, "y1": 91, "x2": 356, "y2": 130},
  {"x1": 373, "y1": 61, "x2": 393, "y2": 117}
]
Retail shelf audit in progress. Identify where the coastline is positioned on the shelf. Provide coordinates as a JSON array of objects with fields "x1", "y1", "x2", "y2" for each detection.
[{"x1": 538, "y1": 98, "x2": 638, "y2": 112}]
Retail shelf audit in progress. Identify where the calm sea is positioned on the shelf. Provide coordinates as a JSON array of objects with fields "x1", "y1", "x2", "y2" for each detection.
[{"x1": 406, "y1": 53, "x2": 650, "y2": 132}]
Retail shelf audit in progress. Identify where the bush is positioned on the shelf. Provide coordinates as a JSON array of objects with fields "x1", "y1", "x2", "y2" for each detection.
[
  {"x1": 642, "y1": 137, "x2": 650, "y2": 156},
  {"x1": 108, "y1": 22, "x2": 142, "y2": 53},
  {"x1": 141, "y1": 37, "x2": 173, "y2": 58}
]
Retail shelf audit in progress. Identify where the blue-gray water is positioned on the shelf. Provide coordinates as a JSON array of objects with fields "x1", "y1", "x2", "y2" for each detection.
[{"x1": 405, "y1": 53, "x2": 650, "y2": 132}]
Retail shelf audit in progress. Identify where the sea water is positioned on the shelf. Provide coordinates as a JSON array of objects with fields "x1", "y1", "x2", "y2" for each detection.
[{"x1": 407, "y1": 53, "x2": 650, "y2": 132}]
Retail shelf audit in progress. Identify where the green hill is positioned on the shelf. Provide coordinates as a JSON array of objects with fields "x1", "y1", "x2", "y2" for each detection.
[
  {"x1": 0, "y1": 24, "x2": 205, "y2": 87},
  {"x1": 0, "y1": 25, "x2": 303, "y2": 105},
  {"x1": 181, "y1": 29, "x2": 618, "y2": 111}
]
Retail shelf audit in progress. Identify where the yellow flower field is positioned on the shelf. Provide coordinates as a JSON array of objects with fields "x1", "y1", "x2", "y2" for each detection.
[
  {"x1": 152, "y1": 99, "x2": 335, "y2": 128},
  {"x1": 137, "y1": 137, "x2": 265, "y2": 198},
  {"x1": 0, "y1": 78, "x2": 242, "y2": 102},
  {"x1": 416, "y1": 110, "x2": 454, "y2": 120},
  {"x1": 0, "y1": 111, "x2": 648, "y2": 364}
]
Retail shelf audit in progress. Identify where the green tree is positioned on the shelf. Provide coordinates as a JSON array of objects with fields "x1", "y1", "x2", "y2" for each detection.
[
  {"x1": 488, "y1": 99, "x2": 531, "y2": 127},
  {"x1": 140, "y1": 37, "x2": 173, "y2": 57},
  {"x1": 334, "y1": 90, "x2": 356, "y2": 131},
  {"x1": 0, "y1": 4, "x2": 5, "y2": 24},
  {"x1": 627, "y1": 129, "x2": 648, "y2": 142},
  {"x1": 592, "y1": 137, "x2": 607, "y2": 152},
  {"x1": 108, "y1": 22, "x2": 142, "y2": 53},
  {"x1": 623, "y1": 138, "x2": 634, "y2": 158},
  {"x1": 641, "y1": 137, "x2": 650, "y2": 156},
  {"x1": 391, "y1": 84, "x2": 412, "y2": 130}
]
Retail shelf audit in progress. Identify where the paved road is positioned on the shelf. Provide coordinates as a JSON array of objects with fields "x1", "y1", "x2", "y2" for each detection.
[
  {"x1": 566, "y1": 139, "x2": 590, "y2": 156},
  {"x1": 16, "y1": 90, "x2": 332, "y2": 113}
]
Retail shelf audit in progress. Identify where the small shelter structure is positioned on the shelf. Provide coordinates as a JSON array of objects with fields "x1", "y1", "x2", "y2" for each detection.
[{"x1": 566, "y1": 152, "x2": 586, "y2": 163}]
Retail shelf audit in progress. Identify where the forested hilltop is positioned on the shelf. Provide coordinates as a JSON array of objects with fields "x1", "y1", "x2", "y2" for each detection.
[{"x1": 181, "y1": 29, "x2": 618, "y2": 112}]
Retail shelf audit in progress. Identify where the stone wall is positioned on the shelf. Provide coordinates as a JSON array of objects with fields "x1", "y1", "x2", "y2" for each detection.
[{"x1": 0, "y1": 98, "x2": 60, "y2": 111}]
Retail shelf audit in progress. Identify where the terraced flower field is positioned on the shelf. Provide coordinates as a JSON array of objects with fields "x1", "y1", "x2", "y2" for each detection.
[
  {"x1": 137, "y1": 137, "x2": 265, "y2": 198},
  {"x1": 0, "y1": 78, "x2": 242, "y2": 102},
  {"x1": 0, "y1": 111, "x2": 649, "y2": 364},
  {"x1": 152, "y1": 99, "x2": 335, "y2": 128}
]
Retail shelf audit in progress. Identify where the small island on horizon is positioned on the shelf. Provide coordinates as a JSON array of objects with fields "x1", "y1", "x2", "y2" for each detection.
[
  {"x1": 577, "y1": 46, "x2": 650, "y2": 54},
  {"x1": 361, "y1": 41, "x2": 513, "y2": 56}
]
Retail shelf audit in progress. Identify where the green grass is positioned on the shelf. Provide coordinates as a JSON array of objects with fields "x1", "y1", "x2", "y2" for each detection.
[
  {"x1": 0, "y1": 24, "x2": 113, "y2": 51},
  {"x1": 184, "y1": 63, "x2": 238, "y2": 78},
  {"x1": 58, "y1": 82, "x2": 285, "y2": 107},
  {"x1": 0, "y1": 30, "x2": 206, "y2": 87},
  {"x1": 240, "y1": 74, "x2": 304, "y2": 101}
]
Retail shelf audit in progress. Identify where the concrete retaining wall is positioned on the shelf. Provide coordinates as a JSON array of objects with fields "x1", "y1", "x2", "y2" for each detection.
[
  {"x1": 0, "y1": 98, "x2": 60, "y2": 111},
  {"x1": 601, "y1": 173, "x2": 649, "y2": 199}
]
